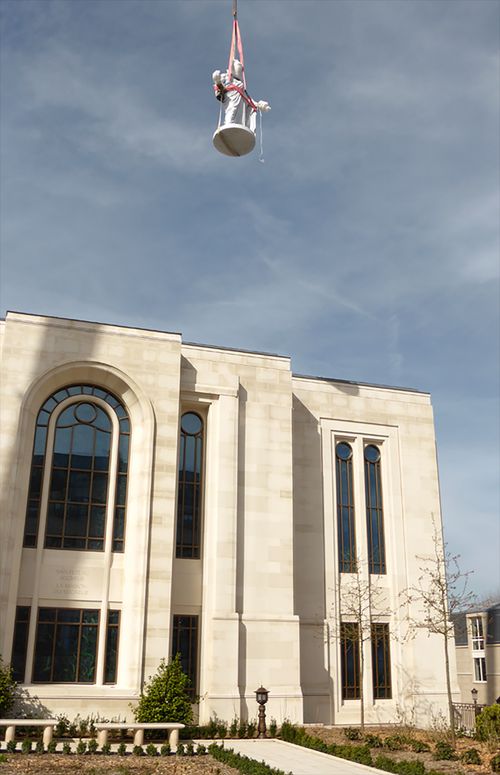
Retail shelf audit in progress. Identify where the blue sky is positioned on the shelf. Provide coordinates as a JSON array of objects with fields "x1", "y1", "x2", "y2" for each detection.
[{"x1": 1, "y1": 0, "x2": 498, "y2": 597}]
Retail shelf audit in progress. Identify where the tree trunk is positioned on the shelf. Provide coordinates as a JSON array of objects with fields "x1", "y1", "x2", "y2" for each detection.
[
  {"x1": 443, "y1": 631, "x2": 456, "y2": 744},
  {"x1": 360, "y1": 641, "x2": 365, "y2": 732}
]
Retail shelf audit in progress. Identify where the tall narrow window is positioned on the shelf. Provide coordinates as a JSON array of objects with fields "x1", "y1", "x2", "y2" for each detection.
[
  {"x1": 371, "y1": 623, "x2": 392, "y2": 699},
  {"x1": 336, "y1": 442, "x2": 356, "y2": 573},
  {"x1": 172, "y1": 614, "x2": 198, "y2": 699},
  {"x1": 33, "y1": 608, "x2": 99, "y2": 683},
  {"x1": 23, "y1": 385, "x2": 130, "y2": 552},
  {"x1": 473, "y1": 657, "x2": 487, "y2": 682},
  {"x1": 364, "y1": 444, "x2": 386, "y2": 574},
  {"x1": 104, "y1": 610, "x2": 120, "y2": 684},
  {"x1": 11, "y1": 606, "x2": 31, "y2": 682},
  {"x1": 176, "y1": 412, "x2": 204, "y2": 559},
  {"x1": 340, "y1": 622, "x2": 360, "y2": 700},
  {"x1": 471, "y1": 617, "x2": 484, "y2": 650}
]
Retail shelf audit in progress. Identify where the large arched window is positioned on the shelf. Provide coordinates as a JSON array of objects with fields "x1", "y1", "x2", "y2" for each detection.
[
  {"x1": 176, "y1": 412, "x2": 204, "y2": 559},
  {"x1": 364, "y1": 444, "x2": 386, "y2": 574},
  {"x1": 23, "y1": 385, "x2": 130, "y2": 552},
  {"x1": 336, "y1": 442, "x2": 357, "y2": 573}
]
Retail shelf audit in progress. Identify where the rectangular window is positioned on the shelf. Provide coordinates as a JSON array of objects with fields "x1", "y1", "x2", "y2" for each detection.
[
  {"x1": 340, "y1": 622, "x2": 360, "y2": 700},
  {"x1": 33, "y1": 608, "x2": 99, "y2": 683},
  {"x1": 371, "y1": 623, "x2": 392, "y2": 699},
  {"x1": 104, "y1": 610, "x2": 120, "y2": 684},
  {"x1": 364, "y1": 445, "x2": 386, "y2": 574},
  {"x1": 11, "y1": 606, "x2": 31, "y2": 682},
  {"x1": 471, "y1": 617, "x2": 484, "y2": 651},
  {"x1": 473, "y1": 656, "x2": 487, "y2": 682},
  {"x1": 172, "y1": 614, "x2": 198, "y2": 700}
]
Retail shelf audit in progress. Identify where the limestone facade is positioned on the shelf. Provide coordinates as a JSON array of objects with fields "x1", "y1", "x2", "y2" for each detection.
[{"x1": 0, "y1": 312, "x2": 458, "y2": 724}]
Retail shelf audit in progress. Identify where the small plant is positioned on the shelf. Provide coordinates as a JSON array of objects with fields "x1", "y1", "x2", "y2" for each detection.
[
  {"x1": 146, "y1": 742, "x2": 158, "y2": 756},
  {"x1": 0, "y1": 754, "x2": 7, "y2": 763},
  {"x1": 0, "y1": 656, "x2": 16, "y2": 717},
  {"x1": 238, "y1": 720, "x2": 248, "y2": 738},
  {"x1": 160, "y1": 743, "x2": 171, "y2": 756},
  {"x1": 229, "y1": 717, "x2": 238, "y2": 737},
  {"x1": 185, "y1": 742, "x2": 195, "y2": 756},
  {"x1": 47, "y1": 740, "x2": 57, "y2": 753},
  {"x1": 101, "y1": 743, "x2": 111, "y2": 755},
  {"x1": 269, "y1": 718, "x2": 277, "y2": 737},
  {"x1": 491, "y1": 752, "x2": 500, "y2": 773},
  {"x1": 365, "y1": 733, "x2": 383, "y2": 748},
  {"x1": 62, "y1": 741, "x2": 72, "y2": 755},
  {"x1": 21, "y1": 739, "x2": 32, "y2": 754},
  {"x1": 176, "y1": 743, "x2": 185, "y2": 755},
  {"x1": 197, "y1": 743, "x2": 207, "y2": 755},
  {"x1": 374, "y1": 755, "x2": 426, "y2": 774},
  {"x1": 433, "y1": 740, "x2": 456, "y2": 760},
  {"x1": 410, "y1": 739, "x2": 430, "y2": 753},
  {"x1": 132, "y1": 654, "x2": 193, "y2": 724},
  {"x1": 6, "y1": 740, "x2": 17, "y2": 753},
  {"x1": 132, "y1": 745, "x2": 143, "y2": 756},
  {"x1": 87, "y1": 738, "x2": 98, "y2": 754},
  {"x1": 344, "y1": 727, "x2": 361, "y2": 741},
  {"x1": 384, "y1": 734, "x2": 405, "y2": 751},
  {"x1": 217, "y1": 720, "x2": 227, "y2": 738},
  {"x1": 461, "y1": 747, "x2": 481, "y2": 765},
  {"x1": 207, "y1": 717, "x2": 218, "y2": 737},
  {"x1": 117, "y1": 742, "x2": 127, "y2": 756},
  {"x1": 76, "y1": 739, "x2": 87, "y2": 755},
  {"x1": 247, "y1": 720, "x2": 257, "y2": 738},
  {"x1": 35, "y1": 739, "x2": 45, "y2": 754},
  {"x1": 54, "y1": 714, "x2": 70, "y2": 737}
]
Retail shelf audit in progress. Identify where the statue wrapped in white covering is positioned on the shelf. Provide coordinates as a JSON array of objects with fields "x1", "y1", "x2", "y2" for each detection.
[{"x1": 212, "y1": 59, "x2": 270, "y2": 157}]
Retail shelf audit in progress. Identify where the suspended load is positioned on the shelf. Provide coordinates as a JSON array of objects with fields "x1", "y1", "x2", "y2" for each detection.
[{"x1": 212, "y1": 1, "x2": 270, "y2": 157}]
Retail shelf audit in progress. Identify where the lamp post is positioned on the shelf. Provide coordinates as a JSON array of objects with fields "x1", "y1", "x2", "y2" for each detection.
[
  {"x1": 255, "y1": 686, "x2": 269, "y2": 738},
  {"x1": 471, "y1": 687, "x2": 478, "y2": 715}
]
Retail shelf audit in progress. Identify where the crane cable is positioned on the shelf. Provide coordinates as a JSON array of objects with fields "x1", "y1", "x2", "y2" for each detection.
[{"x1": 228, "y1": 0, "x2": 247, "y2": 90}]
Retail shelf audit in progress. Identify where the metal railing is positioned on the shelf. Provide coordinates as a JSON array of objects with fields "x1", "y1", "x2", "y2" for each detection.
[{"x1": 452, "y1": 702, "x2": 486, "y2": 734}]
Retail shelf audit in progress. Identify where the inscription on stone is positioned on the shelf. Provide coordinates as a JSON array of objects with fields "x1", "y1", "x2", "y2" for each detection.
[{"x1": 54, "y1": 567, "x2": 89, "y2": 596}]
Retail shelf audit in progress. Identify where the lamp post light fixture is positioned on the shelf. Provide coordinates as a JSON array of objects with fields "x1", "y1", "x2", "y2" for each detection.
[
  {"x1": 471, "y1": 687, "x2": 478, "y2": 714},
  {"x1": 255, "y1": 686, "x2": 269, "y2": 738}
]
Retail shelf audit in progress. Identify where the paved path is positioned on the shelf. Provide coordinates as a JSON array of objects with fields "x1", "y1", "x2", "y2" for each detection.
[{"x1": 201, "y1": 739, "x2": 387, "y2": 774}]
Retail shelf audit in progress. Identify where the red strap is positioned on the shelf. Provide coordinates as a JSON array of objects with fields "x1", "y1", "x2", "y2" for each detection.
[
  {"x1": 224, "y1": 84, "x2": 257, "y2": 111},
  {"x1": 228, "y1": 19, "x2": 247, "y2": 90}
]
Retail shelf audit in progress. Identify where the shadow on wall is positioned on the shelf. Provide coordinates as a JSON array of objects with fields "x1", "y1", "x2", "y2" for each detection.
[
  {"x1": 292, "y1": 394, "x2": 332, "y2": 723},
  {"x1": 14, "y1": 687, "x2": 52, "y2": 719}
]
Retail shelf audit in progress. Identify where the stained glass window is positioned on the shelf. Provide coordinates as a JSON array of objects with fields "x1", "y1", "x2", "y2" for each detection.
[
  {"x1": 11, "y1": 606, "x2": 30, "y2": 682},
  {"x1": 371, "y1": 623, "x2": 392, "y2": 699},
  {"x1": 172, "y1": 614, "x2": 198, "y2": 699},
  {"x1": 32, "y1": 608, "x2": 99, "y2": 683},
  {"x1": 340, "y1": 622, "x2": 360, "y2": 700},
  {"x1": 336, "y1": 442, "x2": 356, "y2": 573},
  {"x1": 23, "y1": 385, "x2": 130, "y2": 552},
  {"x1": 104, "y1": 610, "x2": 120, "y2": 684},
  {"x1": 364, "y1": 445, "x2": 386, "y2": 574},
  {"x1": 176, "y1": 412, "x2": 204, "y2": 559}
]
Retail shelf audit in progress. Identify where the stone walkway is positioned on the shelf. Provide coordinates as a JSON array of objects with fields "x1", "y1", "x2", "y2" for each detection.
[{"x1": 200, "y1": 739, "x2": 387, "y2": 774}]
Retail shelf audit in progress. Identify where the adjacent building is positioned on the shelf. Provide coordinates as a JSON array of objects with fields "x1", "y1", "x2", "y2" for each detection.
[
  {"x1": 454, "y1": 603, "x2": 500, "y2": 706},
  {"x1": 0, "y1": 311, "x2": 459, "y2": 725}
]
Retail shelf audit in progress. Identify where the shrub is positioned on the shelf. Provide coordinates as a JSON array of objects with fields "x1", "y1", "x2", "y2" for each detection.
[
  {"x1": 62, "y1": 741, "x2": 72, "y2": 755},
  {"x1": 229, "y1": 717, "x2": 238, "y2": 737},
  {"x1": 87, "y1": 738, "x2": 98, "y2": 754},
  {"x1": 132, "y1": 745, "x2": 143, "y2": 756},
  {"x1": 117, "y1": 742, "x2": 127, "y2": 756},
  {"x1": 0, "y1": 754, "x2": 7, "y2": 763},
  {"x1": 197, "y1": 743, "x2": 207, "y2": 755},
  {"x1": 54, "y1": 714, "x2": 70, "y2": 737},
  {"x1": 461, "y1": 747, "x2": 481, "y2": 764},
  {"x1": 374, "y1": 756, "x2": 427, "y2": 774},
  {"x1": 132, "y1": 654, "x2": 193, "y2": 725},
  {"x1": 476, "y1": 705, "x2": 500, "y2": 743},
  {"x1": 269, "y1": 718, "x2": 277, "y2": 737},
  {"x1": 491, "y1": 752, "x2": 500, "y2": 772},
  {"x1": 47, "y1": 740, "x2": 57, "y2": 753},
  {"x1": 76, "y1": 739, "x2": 87, "y2": 755},
  {"x1": 217, "y1": 720, "x2": 228, "y2": 738},
  {"x1": 21, "y1": 739, "x2": 32, "y2": 754},
  {"x1": 101, "y1": 743, "x2": 111, "y2": 755},
  {"x1": 35, "y1": 740, "x2": 45, "y2": 754},
  {"x1": 160, "y1": 743, "x2": 171, "y2": 756},
  {"x1": 365, "y1": 733, "x2": 383, "y2": 748},
  {"x1": 6, "y1": 740, "x2": 16, "y2": 753},
  {"x1": 208, "y1": 743, "x2": 290, "y2": 774},
  {"x1": 433, "y1": 740, "x2": 456, "y2": 760},
  {"x1": 409, "y1": 739, "x2": 430, "y2": 753},
  {"x1": 176, "y1": 743, "x2": 185, "y2": 756},
  {"x1": 384, "y1": 734, "x2": 406, "y2": 751},
  {"x1": 186, "y1": 742, "x2": 195, "y2": 755},
  {"x1": 238, "y1": 720, "x2": 248, "y2": 738},
  {"x1": 344, "y1": 727, "x2": 361, "y2": 741},
  {"x1": 247, "y1": 720, "x2": 257, "y2": 738},
  {"x1": 207, "y1": 717, "x2": 218, "y2": 737},
  {"x1": 145, "y1": 742, "x2": 158, "y2": 756},
  {"x1": 0, "y1": 657, "x2": 16, "y2": 718}
]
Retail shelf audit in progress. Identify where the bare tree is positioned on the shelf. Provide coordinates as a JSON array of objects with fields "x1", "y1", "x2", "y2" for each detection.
[
  {"x1": 331, "y1": 560, "x2": 390, "y2": 731},
  {"x1": 400, "y1": 516, "x2": 476, "y2": 743}
]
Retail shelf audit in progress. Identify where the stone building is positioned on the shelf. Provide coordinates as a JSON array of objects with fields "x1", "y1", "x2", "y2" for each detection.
[
  {"x1": 0, "y1": 311, "x2": 459, "y2": 724},
  {"x1": 454, "y1": 603, "x2": 500, "y2": 706}
]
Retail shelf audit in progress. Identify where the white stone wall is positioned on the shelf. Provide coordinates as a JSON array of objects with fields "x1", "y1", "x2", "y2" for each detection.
[{"x1": 0, "y1": 312, "x2": 457, "y2": 727}]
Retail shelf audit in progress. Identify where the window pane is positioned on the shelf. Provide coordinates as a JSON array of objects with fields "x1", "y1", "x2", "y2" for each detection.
[
  {"x1": 11, "y1": 607, "x2": 31, "y2": 682},
  {"x1": 92, "y1": 473, "x2": 108, "y2": 503},
  {"x1": 68, "y1": 471, "x2": 91, "y2": 503},
  {"x1": 89, "y1": 506, "x2": 105, "y2": 538},
  {"x1": 46, "y1": 503, "x2": 64, "y2": 536},
  {"x1": 118, "y1": 435, "x2": 129, "y2": 473},
  {"x1": 172, "y1": 615, "x2": 198, "y2": 698},
  {"x1": 78, "y1": 626, "x2": 98, "y2": 682},
  {"x1": 53, "y1": 624, "x2": 79, "y2": 681},
  {"x1": 365, "y1": 446, "x2": 386, "y2": 574},
  {"x1": 176, "y1": 414, "x2": 204, "y2": 559},
  {"x1": 49, "y1": 469, "x2": 68, "y2": 501},
  {"x1": 33, "y1": 622, "x2": 54, "y2": 681}
]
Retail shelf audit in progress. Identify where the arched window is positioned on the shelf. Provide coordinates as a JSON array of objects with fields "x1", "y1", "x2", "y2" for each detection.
[
  {"x1": 364, "y1": 444, "x2": 386, "y2": 574},
  {"x1": 336, "y1": 442, "x2": 356, "y2": 573},
  {"x1": 23, "y1": 385, "x2": 130, "y2": 552},
  {"x1": 176, "y1": 412, "x2": 204, "y2": 559}
]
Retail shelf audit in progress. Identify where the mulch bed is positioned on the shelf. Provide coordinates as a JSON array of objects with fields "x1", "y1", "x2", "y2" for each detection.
[{"x1": 0, "y1": 754, "x2": 240, "y2": 775}]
